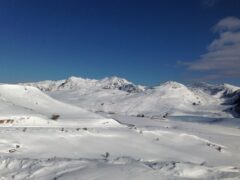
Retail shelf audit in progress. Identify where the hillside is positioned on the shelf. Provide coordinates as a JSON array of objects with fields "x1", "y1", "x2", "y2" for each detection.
[
  {"x1": 0, "y1": 84, "x2": 118, "y2": 127},
  {"x1": 0, "y1": 80, "x2": 239, "y2": 179},
  {"x1": 23, "y1": 76, "x2": 240, "y2": 118}
]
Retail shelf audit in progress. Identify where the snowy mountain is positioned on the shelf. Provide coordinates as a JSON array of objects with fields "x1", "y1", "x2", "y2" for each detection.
[
  {"x1": 191, "y1": 82, "x2": 240, "y2": 97},
  {"x1": 23, "y1": 76, "x2": 240, "y2": 118},
  {"x1": 23, "y1": 76, "x2": 144, "y2": 93},
  {"x1": 191, "y1": 82, "x2": 240, "y2": 117},
  {"x1": 0, "y1": 78, "x2": 240, "y2": 179}
]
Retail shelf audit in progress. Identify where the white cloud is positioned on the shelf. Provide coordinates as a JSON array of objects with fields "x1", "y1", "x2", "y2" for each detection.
[
  {"x1": 213, "y1": 17, "x2": 240, "y2": 32},
  {"x1": 186, "y1": 17, "x2": 240, "y2": 80}
]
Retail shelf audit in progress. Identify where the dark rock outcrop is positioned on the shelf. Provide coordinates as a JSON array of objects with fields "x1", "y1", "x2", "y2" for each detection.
[{"x1": 223, "y1": 90, "x2": 240, "y2": 118}]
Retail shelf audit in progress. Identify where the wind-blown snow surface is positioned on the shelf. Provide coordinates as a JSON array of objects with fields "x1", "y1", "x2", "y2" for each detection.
[{"x1": 0, "y1": 78, "x2": 239, "y2": 179}]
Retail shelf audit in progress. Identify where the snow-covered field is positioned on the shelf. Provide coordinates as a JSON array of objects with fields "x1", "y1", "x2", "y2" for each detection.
[{"x1": 0, "y1": 77, "x2": 240, "y2": 179}]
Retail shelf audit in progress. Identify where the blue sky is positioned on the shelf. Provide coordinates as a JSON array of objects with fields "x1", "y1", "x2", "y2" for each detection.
[{"x1": 0, "y1": 0, "x2": 240, "y2": 85}]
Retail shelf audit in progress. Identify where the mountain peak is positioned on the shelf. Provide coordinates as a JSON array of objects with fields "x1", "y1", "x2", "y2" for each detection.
[
  {"x1": 222, "y1": 83, "x2": 240, "y2": 92},
  {"x1": 101, "y1": 76, "x2": 130, "y2": 84},
  {"x1": 99, "y1": 76, "x2": 143, "y2": 93},
  {"x1": 67, "y1": 76, "x2": 85, "y2": 82},
  {"x1": 158, "y1": 81, "x2": 185, "y2": 89}
]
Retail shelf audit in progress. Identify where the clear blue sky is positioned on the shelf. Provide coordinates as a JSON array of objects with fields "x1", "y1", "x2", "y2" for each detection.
[{"x1": 0, "y1": 0, "x2": 240, "y2": 85}]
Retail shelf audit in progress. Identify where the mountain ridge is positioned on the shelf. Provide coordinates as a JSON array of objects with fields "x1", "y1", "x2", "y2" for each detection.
[
  {"x1": 20, "y1": 76, "x2": 240, "y2": 118},
  {"x1": 22, "y1": 76, "x2": 240, "y2": 93}
]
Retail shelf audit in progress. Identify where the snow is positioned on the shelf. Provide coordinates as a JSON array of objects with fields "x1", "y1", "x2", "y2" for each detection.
[
  {"x1": 0, "y1": 84, "x2": 119, "y2": 127},
  {"x1": 40, "y1": 79, "x2": 232, "y2": 118},
  {"x1": 0, "y1": 77, "x2": 239, "y2": 179}
]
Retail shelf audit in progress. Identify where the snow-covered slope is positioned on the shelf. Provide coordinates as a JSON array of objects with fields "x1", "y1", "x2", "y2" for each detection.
[
  {"x1": 0, "y1": 79, "x2": 239, "y2": 179},
  {"x1": 23, "y1": 77, "x2": 238, "y2": 118},
  {"x1": 191, "y1": 82, "x2": 240, "y2": 117},
  {"x1": 0, "y1": 84, "x2": 118, "y2": 127},
  {"x1": 191, "y1": 82, "x2": 240, "y2": 97},
  {"x1": 23, "y1": 76, "x2": 144, "y2": 93}
]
